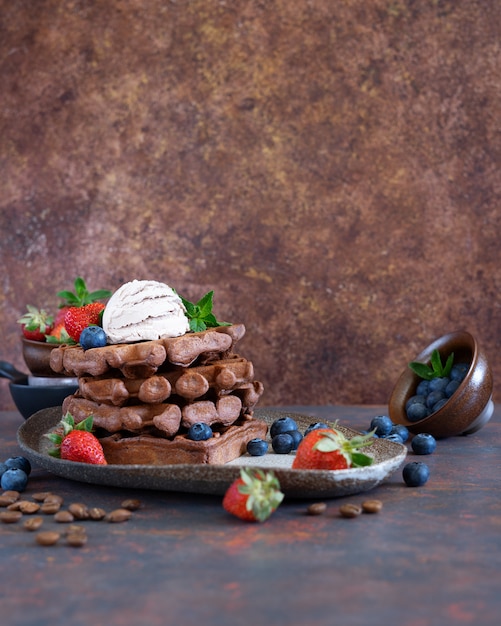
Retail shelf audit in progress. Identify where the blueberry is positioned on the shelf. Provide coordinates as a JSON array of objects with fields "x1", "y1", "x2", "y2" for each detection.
[
  {"x1": 272, "y1": 433, "x2": 294, "y2": 454},
  {"x1": 246, "y1": 438, "x2": 268, "y2": 456},
  {"x1": 416, "y1": 380, "x2": 430, "y2": 396},
  {"x1": 426, "y1": 390, "x2": 445, "y2": 409},
  {"x1": 270, "y1": 416, "x2": 298, "y2": 438},
  {"x1": 79, "y1": 325, "x2": 107, "y2": 350},
  {"x1": 406, "y1": 402, "x2": 429, "y2": 422},
  {"x1": 428, "y1": 377, "x2": 449, "y2": 393},
  {"x1": 369, "y1": 415, "x2": 393, "y2": 437},
  {"x1": 390, "y1": 424, "x2": 409, "y2": 443},
  {"x1": 304, "y1": 422, "x2": 330, "y2": 437},
  {"x1": 406, "y1": 395, "x2": 426, "y2": 412},
  {"x1": 384, "y1": 433, "x2": 405, "y2": 444},
  {"x1": 403, "y1": 462, "x2": 430, "y2": 487},
  {"x1": 5, "y1": 456, "x2": 31, "y2": 475},
  {"x1": 445, "y1": 379, "x2": 460, "y2": 398},
  {"x1": 432, "y1": 398, "x2": 448, "y2": 412},
  {"x1": 411, "y1": 433, "x2": 436, "y2": 455},
  {"x1": 187, "y1": 423, "x2": 213, "y2": 441},
  {"x1": 450, "y1": 363, "x2": 469, "y2": 381},
  {"x1": 285, "y1": 429, "x2": 303, "y2": 450},
  {"x1": 1, "y1": 468, "x2": 28, "y2": 492}
]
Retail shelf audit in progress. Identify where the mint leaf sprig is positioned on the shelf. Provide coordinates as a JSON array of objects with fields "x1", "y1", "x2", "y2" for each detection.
[
  {"x1": 179, "y1": 290, "x2": 231, "y2": 333},
  {"x1": 409, "y1": 349, "x2": 454, "y2": 381}
]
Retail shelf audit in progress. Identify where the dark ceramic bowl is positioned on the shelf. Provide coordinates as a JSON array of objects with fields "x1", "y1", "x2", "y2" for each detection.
[
  {"x1": 389, "y1": 331, "x2": 494, "y2": 438},
  {"x1": 9, "y1": 381, "x2": 77, "y2": 420}
]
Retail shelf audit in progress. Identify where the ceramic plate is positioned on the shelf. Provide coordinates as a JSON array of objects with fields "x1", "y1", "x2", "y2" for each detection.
[{"x1": 17, "y1": 407, "x2": 407, "y2": 499}]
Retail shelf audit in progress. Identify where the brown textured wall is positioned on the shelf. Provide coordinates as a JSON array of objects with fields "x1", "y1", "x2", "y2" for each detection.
[{"x1": 1, "y1": 0, "x2": 501, "y2": 411}]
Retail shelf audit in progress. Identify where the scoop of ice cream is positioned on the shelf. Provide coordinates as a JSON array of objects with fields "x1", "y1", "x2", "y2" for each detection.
[{"x1": 102, "y1": 280, "x2": 190, "y2": 343}]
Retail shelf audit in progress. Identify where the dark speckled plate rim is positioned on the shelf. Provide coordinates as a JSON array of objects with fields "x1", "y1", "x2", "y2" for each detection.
[{"x1": 17, "y1": 407, "x2": 407, "y2": 499}]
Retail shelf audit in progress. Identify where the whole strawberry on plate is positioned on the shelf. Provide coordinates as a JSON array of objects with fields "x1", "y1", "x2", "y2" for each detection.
[
  {"x1": 292, "y1": 426, "x2": 375, "y2": 470},
  {"x1": 46, "y1": 412, "x2": 107, "y2": 465},
  {"x1": 223, "y1": 467, "x2": 284, "y2": 522},
  {"x1": 56, "y1": 277, "x2": 111, "y2": 343},
  {"x1": 17, "y1": 305, "x2": 54, "y2": 342}
]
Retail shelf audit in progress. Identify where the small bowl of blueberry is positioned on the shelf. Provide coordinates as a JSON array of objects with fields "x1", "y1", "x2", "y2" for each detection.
[{"x1": 389, "y1": 331, "x2": 493, "y2": 438}]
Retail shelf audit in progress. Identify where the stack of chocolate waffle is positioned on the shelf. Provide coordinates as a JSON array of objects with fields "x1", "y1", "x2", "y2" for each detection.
[{"x1": 49, "y1": 324, "x2": 266, "y2": 465}]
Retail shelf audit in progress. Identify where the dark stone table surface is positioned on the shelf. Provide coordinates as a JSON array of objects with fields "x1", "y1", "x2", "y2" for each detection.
[{"x1": 1, "y1": 405, "x2": 500, "y2": 626}]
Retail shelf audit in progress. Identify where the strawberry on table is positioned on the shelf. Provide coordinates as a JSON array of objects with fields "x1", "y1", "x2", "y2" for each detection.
[
  {"x1": 223, "y1": 467, "x2": 284, "y2": 522},
  {"x1": 17, "y1": 305, "x2": 54, "y2": 342},
  {"x1": 46, "y1": 412, "x2": 107, "y2": 465},
  {"x1": 292, "y1": 426, "x2": 375, "y2": 470}
]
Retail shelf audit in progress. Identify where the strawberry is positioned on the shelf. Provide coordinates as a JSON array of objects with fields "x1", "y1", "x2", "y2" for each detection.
[
  {"x1": 46, "y1": 412, "x2": 107, "y2": 465},
  {"x1": 64, "y1": 302, "x2": 106, "y2": 342},
  {"x1": 17, "y1": 305, "x2": 54, "y2": 341},
  {"x1": 292, "y1": 426, "x2": 375, "y2": 470},
  {"x1": 45, "y1": 321, "x2": 74, "y2": 344},
  {"x1": 222, "y1": 468, "x2": 284, "y2": 522},
  {"x1": 56, "y1": 277, "x2": 111, "y2": 343}
]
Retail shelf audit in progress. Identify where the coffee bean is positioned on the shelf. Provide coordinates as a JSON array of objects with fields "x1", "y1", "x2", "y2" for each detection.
[
  {"x1": 0, "y1": 510, "x2": 23, "y2": 523},
  {"x1": 339, "y1": 503, "x2": 362, "y2": 518},
  {"x1": 66, "y1": 533, "x2": 88, "y2": 547},
  {"x1": 68, "y1": 503, "x2": 89, "y2": 520},
  {"x1": 43, "y1": 494, "x2": 64, "y2": 505},
  {"x1": 40, "y1": 501, "x2": 61, "y2": 515},
  {"x1": 306, "y1": 502, "x2": 327, "y2": 516},
  {"x1": 18, "y1": 501, "x2": 41, "y2": 514},
  {"x1": 66, "y1": 524, "x2": 86, "y2": 535},
  {"x1": 36, "y1": 531, "x2": 61, "y2": 546},
  {"x1": 121, "y1": 499, "x2": 142, "y2": 511},
  {"x1": 107, "y1": 508, "x2": 132, "y2": 523},
  {"x1": 88, "y1": 507, "x2": 106, "y2": 521},
  {"x1": 54, "y1": 510, "x2": 75, "y2": 523},
  {"x1": 362, "y1": 499, "x2": 383, "y2": 514},
  {"x1": 32, "y1": 492, "x2": 53, "y2": 502},
  {"x1": 0, "y1": 495, "x2": 18, "y2": 507},
  {"x1": 2, "y1": 490, "x2": 20, "y2": 501},
  {"x1": 24, "y1": 516, "x2": 44, "y2": 531}
]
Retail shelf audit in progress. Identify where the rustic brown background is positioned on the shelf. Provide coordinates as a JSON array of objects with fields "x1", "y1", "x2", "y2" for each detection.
[{"x1": 1, "y1": 0, "x2": 500, "y2": 411}]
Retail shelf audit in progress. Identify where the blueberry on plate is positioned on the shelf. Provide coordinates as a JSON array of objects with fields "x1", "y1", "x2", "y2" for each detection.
[
  {"x1": 272, "y1": 433, "x2": 295, "y2": 454},
  {"x1": 1, "y1": 468, "x2": 28, "y2": 492},
  {"x1": 4, "y1": 456, "x2": 31, "y2": 475},
  {"x1": 411, "y1": 433, "x2": 436, "y2": 455},
  {"x1": 270, "y1": 416, "x2": 298, "y2": 438},
  {"x1": 246, "y1": 438, "x2": 268, "y2": 456},
  {"x1": 187, "y1": 423, "x2": 213, "y2": 441},
  {"x1": 79, "y1": 325, "x2": 107, "y2": 350},
  {"x1": 369, "y1": 415, "x2": 393, "y2": 437},
  {"x1": 285, "y1": 429, "x2": 303, "y2": 450},
  {"x1": 403, "y1": 462, "x2": 430, "y2": 487},
  {"x1": 304, "y1": 422, "x2": 330, "y2": 437}
]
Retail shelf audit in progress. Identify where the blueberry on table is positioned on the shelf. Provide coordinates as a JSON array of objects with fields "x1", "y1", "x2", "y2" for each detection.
[
  {"x1": 304, "y1": 422, "x2": 330, "y2": 437},
  {"x1": 272, "y1": 433, "x2": 295, "y2": 454},
  {"x1": 1, "y1": 468, "x2": 28, "y2": 492},
  {"x1": 270, "y1": 416, "x2": 298, "y2": 438},
  {"x1": 403, "y1": 462, "x2": 430, "y2": 487},
  {"x1": 411, "y1": 433, "x2": 436, "y2": 455},
  {"x1": 79, "y1": 325, "x2": 107, "y2": 350},
  {"x1": 4, "y1": 456, "x2": 31, "y2": 475},
  {"x1": 246, "y1": 438, "x2": 268, "y2": 456},
  {"x1": 187, "y1": 423, "x2": 213, "y2": 441},
  {"x1": 390, "y1": 424, "x2": 409, "y2": 443},
  {"x1": 369, "y1": 415, "x2": 393, "y2": 437}
]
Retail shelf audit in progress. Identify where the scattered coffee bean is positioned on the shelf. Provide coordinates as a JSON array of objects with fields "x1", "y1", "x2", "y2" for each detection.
[
  {"x1": 0, "y1": 495, "x2": 18, "y2": 507},
  {"x1": 339, "y1": 503, "x2": 362, "y2": 518},
  {"x1": 32, "y1": 492, "x2": 53, "y2": 502},
  {"x1": 68, "y1": 503, "x2": 89, "y2": 520},
  {"x1": 54, "y1": 510, "x2": 75, "y2": 523},
  {"x1": 121, "y1": 499, "x2": 142, "y2": 511},
  {"x1": 88, "y1": 507, "x2": 106, "y2": 521},
  {"x1": 2, "y1": 490, "x2": 20, "y2": 501},
  {"x1": 362, "y1": 499, "x2": 383, "y2": 514},
  {"x1": 36, "y1": 531, "x2": 61, "y2": 546},
  {"x1": 24, "y1": 516, "x2": 44, "y2": 531},
  {"x1": 307, "y1": 502, "x2": 327, "y2": 516},
  {"x1": 66, "y1": 524, "x2": 86, "y2": 535},
  {"x1": 43, "y1": 494, "x2": 64, "y2": 505},
  {"x1": 0, "y1": 510, "x2": 23, "y2": 523},
  {"x1": 18, "y1": 501, "x2": 41, "y2": 514},
  {"x1": 107, "y1": 508, "x2": 132, "y2": 523},
  {"x1": 66, "y1": 532, "x2": 88, "y2": 547},
  {"x1": 40, "y1": 501, "x2": 61, "y2": 515}
]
